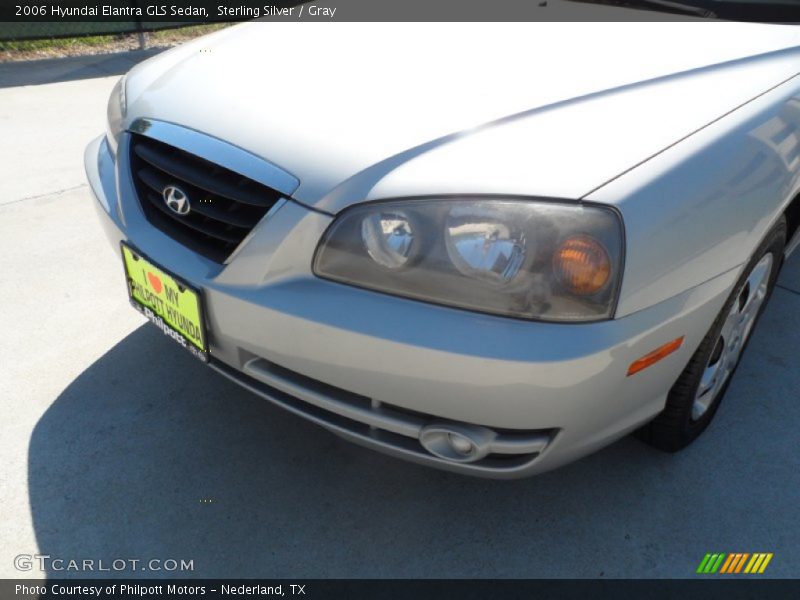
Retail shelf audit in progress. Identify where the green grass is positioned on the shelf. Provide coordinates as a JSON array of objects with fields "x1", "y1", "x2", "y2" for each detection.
[
  {"x1": 150, "y1": 24, "x2": 229, "y2": 40},
  {"x1": 0, "y1": 35, "x2": 121, "y2": 52},
  {"x1": 0, "y1": 24, "x2": 229, "y2": 54}
]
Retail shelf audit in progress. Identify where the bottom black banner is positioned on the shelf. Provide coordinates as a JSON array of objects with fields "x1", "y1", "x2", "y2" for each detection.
[{"x1": 2, "y1": 579, "x2": 800, "y2": 600}]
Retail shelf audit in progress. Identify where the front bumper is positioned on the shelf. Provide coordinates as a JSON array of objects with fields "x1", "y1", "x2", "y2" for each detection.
[{"x1": 86, "y1": 133, "x2": 738, "y2": 478}]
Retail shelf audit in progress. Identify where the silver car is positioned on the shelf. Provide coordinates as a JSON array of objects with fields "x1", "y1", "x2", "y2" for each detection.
[{"x1": 86, "y1": 22, "x2": 800, "y2": 478}]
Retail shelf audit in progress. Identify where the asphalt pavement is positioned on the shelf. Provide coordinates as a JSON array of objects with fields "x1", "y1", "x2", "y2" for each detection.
[{"x1": 1, "y1": 52, "x2": 799, "y2": 579}]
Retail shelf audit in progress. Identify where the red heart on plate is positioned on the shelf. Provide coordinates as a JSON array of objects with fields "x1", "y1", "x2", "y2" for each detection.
[{"x1": 147, "y1": 272, "x2": 163, "y2": 294}]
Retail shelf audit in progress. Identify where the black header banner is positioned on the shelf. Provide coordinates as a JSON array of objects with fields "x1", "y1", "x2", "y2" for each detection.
[
  {"x1": 1, "y1": 0, "x2": 799, "y2": 23},
  {"x1": 2, "y1": 0, "x2": 304, "y2": 22}
]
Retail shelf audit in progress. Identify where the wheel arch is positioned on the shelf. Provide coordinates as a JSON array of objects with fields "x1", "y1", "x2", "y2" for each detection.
[{"x1": 784, "y1": 189, "x2": 800, "y2": 255}]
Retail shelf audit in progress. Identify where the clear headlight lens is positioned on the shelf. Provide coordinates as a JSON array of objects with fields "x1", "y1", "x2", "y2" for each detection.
[
  {"x1": 445, "y1": 206, "x2": 528, "y2": 285},
  {"x1": 106, "y1": 75, "x2": 127, "y2": 155},
  {"x1": 313, "y1": 198, "x2": 624, "y2": 322},
  {"x1": 361, "y1": 211, "x2": 415, "y2": 269}
]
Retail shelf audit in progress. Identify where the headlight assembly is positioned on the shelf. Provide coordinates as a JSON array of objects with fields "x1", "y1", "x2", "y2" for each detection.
[
  {"x1": 106, "y1": 75, "x2": 127, "y2": 155},
  {"x1": 313, "y1": 197, "x2": 624, "y2": 322}
]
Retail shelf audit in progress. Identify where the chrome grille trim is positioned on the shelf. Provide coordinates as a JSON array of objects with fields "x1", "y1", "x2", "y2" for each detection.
[{"x1": 129, "y1": 119, "x2": 300, "y2": 195}]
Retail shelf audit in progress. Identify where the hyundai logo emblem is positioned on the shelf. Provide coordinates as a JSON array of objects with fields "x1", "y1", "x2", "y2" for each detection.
[{"x1": 162, "y1": 185, "x2": 191, "y2": 216}]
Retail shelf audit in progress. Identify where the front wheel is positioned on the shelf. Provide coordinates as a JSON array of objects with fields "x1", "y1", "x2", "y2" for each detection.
[{"x1": 638, "y1": 216, "x2": 786, "y2": 452}]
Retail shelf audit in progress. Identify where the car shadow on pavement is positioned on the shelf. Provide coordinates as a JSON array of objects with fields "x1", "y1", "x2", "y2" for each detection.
[
  {"x1": 28, "y1": 284, "x2": 800, "y2": 577},
  {"x1": 0, "y1": 49, "x2": 165, "y2": 88}
]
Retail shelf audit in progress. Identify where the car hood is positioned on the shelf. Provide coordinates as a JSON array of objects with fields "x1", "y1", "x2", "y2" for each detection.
[{"x1": 125, "y1": 21, "x2": 800, "y2": 212}]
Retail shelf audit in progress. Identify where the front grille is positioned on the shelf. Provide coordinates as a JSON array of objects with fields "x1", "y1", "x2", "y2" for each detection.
[{"x1": 130, "y1": 134, "x2": 284, "y2": 262}]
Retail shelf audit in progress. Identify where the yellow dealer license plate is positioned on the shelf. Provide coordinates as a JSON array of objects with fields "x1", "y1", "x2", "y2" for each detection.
[{"x1": 121, "y1": 242, "x2": 208, "y2": 362}]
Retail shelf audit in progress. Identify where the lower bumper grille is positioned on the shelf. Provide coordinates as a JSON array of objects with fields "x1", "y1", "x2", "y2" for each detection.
[
  {"x1": 210, "y1": 354, "x2": 555, "y2": 476},
  {"x1": 130, "y1": 134, "x2": 284, "y2": 263}
]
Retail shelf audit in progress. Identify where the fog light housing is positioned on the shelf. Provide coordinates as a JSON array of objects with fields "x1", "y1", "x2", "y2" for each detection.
[{"x1": 419, "y1": 423, "x2": 496, "y2": 463}]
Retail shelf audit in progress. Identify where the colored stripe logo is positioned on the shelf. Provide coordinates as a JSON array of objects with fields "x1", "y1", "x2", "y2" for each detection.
[{"x1": 696, "y1": 553, "x2": 773, "y2": 574}]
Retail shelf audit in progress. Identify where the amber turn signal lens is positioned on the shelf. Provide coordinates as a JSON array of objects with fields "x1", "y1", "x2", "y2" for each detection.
[
  {"x1": 627, "y1": 336, "x2": 685, "y2": 377},
  {"x1": 553, "y1": 235, "x2": 612, "y2": 296}
]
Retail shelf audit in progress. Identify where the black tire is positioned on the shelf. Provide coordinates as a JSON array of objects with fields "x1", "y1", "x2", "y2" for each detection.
[{"x1": 637, "y1": 216, "x2": 786, "y2": 452}]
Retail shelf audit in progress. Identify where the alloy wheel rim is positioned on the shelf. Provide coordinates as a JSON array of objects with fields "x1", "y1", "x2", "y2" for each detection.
[{"x1": 691, "y1": 253, "x2": 774, "y2": 421}]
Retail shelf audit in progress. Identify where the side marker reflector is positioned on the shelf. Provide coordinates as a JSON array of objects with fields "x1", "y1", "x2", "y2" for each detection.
[{"x1": 627, "y1": 336, "x2": 685, "y2": 377}]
